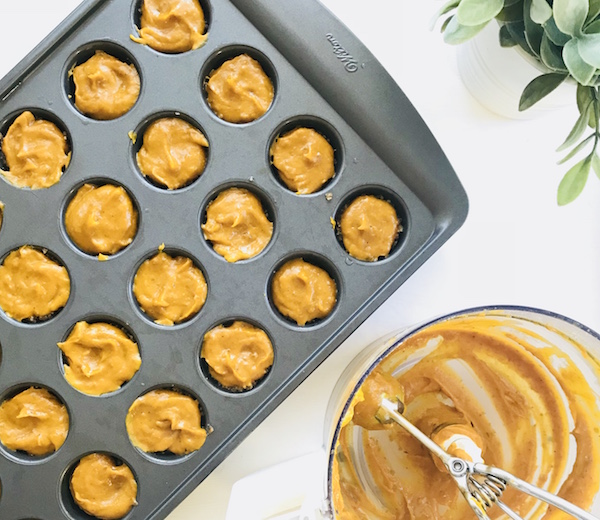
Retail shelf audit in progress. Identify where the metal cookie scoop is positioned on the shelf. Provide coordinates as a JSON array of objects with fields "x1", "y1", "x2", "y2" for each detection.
[{"x1": 375, "y1": 397, "x2": 600, "y2": 520}]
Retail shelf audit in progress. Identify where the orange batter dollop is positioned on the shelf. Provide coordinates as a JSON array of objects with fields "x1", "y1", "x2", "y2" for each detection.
[
  {"x1": 70, "y1": 453, "x2": 138, "y2": 520},
  {"x1": 0, "y1": 387, "x2": 69, "y2": 456},
  {"x1": 126, "y1": 389, "x2": 207, "y2": 454},
  {"x1": 271, "y1": 258, "x2": 337, "y2": 326},
  {"x1": 1, "y1": 111, "x2": 70, "y2": 189},
  {"x1": 131, "y1": 0, "x2": 207, "y2": 53},
  {"x1": 0, "y1": 246, "x2": 70, "y2": 322},
  {"x1": 206, "y1": 54, "x2": 274, "y2": 123},
  {"x1": 0, "y1": 201, "x2": 4, "y2": 232},
  {"x1": 65, "y1": 184, "x2": 138, "y2": 256},
  {"x1": 340, "y1": 195, "x2": 401, "y2": 261},
  {"x1": 201, "y1": 321, "x2": 274, "y2": 390},
  {"x1": 270, "y1": 127, "x2": 335, "y2": 194},
  {"x1": 136, "y1": 117, "x2": 208, "y2": 190},
  {"x1": 133, "y1": 250, "x2": 207, "y2": 325},
  {"x1": 58, "y1": 321, "x2": 142, "y2": 396},
  {"x1": 202, "y1": 187, "x2": 273, "y2": 262},
  {"x1": 72, "y1": 50, "x2": 140, "y2": 120}
]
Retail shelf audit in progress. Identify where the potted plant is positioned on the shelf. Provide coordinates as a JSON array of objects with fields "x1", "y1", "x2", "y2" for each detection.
[{"x1": 433, "y1": 0, "x2": 600, "y2": 204}]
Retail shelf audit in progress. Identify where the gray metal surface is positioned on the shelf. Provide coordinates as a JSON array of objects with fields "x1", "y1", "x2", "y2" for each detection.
[{"x1": 0, "y1": 0, "x2": 468, "y2": 518}]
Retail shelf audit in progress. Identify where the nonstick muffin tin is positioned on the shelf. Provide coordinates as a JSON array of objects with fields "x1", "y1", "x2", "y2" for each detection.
[{"x1": 0, "y1": 0, "x2": 468, "y2": 518}]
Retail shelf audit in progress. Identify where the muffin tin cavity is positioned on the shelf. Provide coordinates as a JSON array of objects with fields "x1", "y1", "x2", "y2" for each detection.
[
  {"x1": 61, "y1": 178, "x2": 140, "y2": 258},
  {"x1": 126, "y1": 385, "x2": 209, "y2": 464},
  {"x1": 268, "y1": 116, "x2": 343, "y2": 195},
  {"x1": 60, "y1": 452, "x2": 138, "y2": 520},
  {"x1": 64, "y1": 41, "x2": 142, "y2": 120},
  {"x1": 0, "y1": 108, "x2": 72, "y2": 189},
  {"x1": 334, "y1": 186, "x2": 409, "y2": 263},
  {"x1": 200, "y1": 181, "x2": 276, "y2": 262},
  {"x1": 201, "y1": 45, "x2": 277, "y2": 124},
  {"x1": 129, "y1": 247, "x2": 209, "y2": 327},
  {"x1": 131, "y1": 111, "x2": 210, "y2": 191},
  {"x1": 267, "y1": 252, "x2": 341, "y2": 329},
  {"x1": 0, "y1": 384, "x2": 70, "y2": 464},
  {"x1": 199, "y1": 318, "x2": 275, "y2": 393}
]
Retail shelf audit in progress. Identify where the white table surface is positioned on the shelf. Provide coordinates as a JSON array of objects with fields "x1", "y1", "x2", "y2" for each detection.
[{"x1": 1, "y1": 1, "x2": 599, "y2": 519}]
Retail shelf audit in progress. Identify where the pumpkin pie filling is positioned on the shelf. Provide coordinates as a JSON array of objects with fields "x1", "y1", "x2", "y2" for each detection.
[
  {"x1": 72, "y1": 50, "x2": 140, "y2": 120},
  {"x1": 206, "y1": 54, "x2": 274, "y2": 123},
  {"x1": 1, "y1": 111, "x2": 70, "y2": 189},
  {"x1": 201, "y1": 321, "x2": 274, "y2": 389},
  {"x1": 0, "y1": 387, "x2": 68, "y2": 456},
  {"x1": 70, "y1": 453, "x2": 138, "y2": 520},
  {"x1": 271, "y1": 258, "x2": 337, "y2": 326},
  {"x1": 136, "y1": 117, "x2": 208, "y2": 190},
  {"x1": 126, "y1": 389, "x2": 207, "y2": 454},
  {"x1": 202, "y1": 187, "x2": 273, "y2": 262},
  {"x1": 0, "y1": 246, "x2": 70, "y2": 322},
  {"x1": 65, "y1": 184, "x2": 138, "y2": 256},
  {"x1": 58, "y1": 321, "x2": 141, "y2": 396}
]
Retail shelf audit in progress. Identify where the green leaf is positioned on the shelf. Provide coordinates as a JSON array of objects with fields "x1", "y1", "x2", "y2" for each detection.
[
  {"x1": 540, "y1": 32, "x2": 567, "y2": 70},
  {"x1": 507, "y1": 21, "x2": 536, "y2": 55},
  {"x1": 557, "y1": 101, "x2": 594, "y2": 151},
  {"x1": 587, "y1": 0, "x2": 600, "y2": 24},
  {"x1": 557, "y1": 156, "x2": 592, "y2": 205},
  {"x1": 499, "y1": 24, "x2": 518, "y2": 47},
  {"x1": 577, "y1": 84, "x2": 597, "y2": 128},
  {"x1": 519, "y1": 73, "x2": 569, "y2": 111},
  {"x1": 524, "y1": 0, "x2": 544, "y2": 55},
  {"x1": 577, "y1": 33, "x2": 600, "y2": 68},
  {"x1": 544, "y1": 17, "x2": 572, "y2": 46},
  {"x1": 593, "y1": 153, "x2": 600, "y2": 179},
  {"x1": 557, "y1": 134, "x2": 594, "y2": 163},
  {"x1": 586, "y1": 20, "x2": 600, "y2": 34},
  {"x1": 430, "y1": 0, "x2": 460, "y2": 30},
  {"x1": 443, "y1": 15, "x2": 488, "y2": 44},
  {"x1": 440, "y1": 15, "x2": 453, "y2": 33},
  {"x1": 553, "y1": 0, "x2": 588, "y2": 36},
  {"x1": 497, "y1": 2, "x2": 525, "y2": 22},
  {"x1": 504, "y1": 0, "x2": 523, "y2": 6},
  {"x1": 531, "y1": 0, "x2": 552, "y2": 24},
  {"x1": 563, "y1": 38, "x2": 597, "y2": 84},
  {"x1": 457, "y1": 0, "x2": 504, "y2": 26}
]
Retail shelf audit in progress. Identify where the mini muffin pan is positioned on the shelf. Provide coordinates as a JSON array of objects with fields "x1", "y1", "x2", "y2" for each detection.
[{"x1": 0, "y1": 0, "x2": 468, "y2": 518}]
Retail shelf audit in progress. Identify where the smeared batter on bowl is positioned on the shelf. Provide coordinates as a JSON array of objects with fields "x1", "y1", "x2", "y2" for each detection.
[
  {"x1": 126, "y1": 389, "x2": 207, "y2": 454},
  {"x1": 58, "y1": 321, "x2": 141, "y2": 396},
  {"x1": 0, "y1": 387, "x2": 68, "y2": 456},
  {"x1": 1, "y1": 111, "x2": 70, "y2": 189},
  {"x1": 332, "y1": 315, "x2": 600, "y2": 520},
  {"x1": 202, "y1": 187, "x2": 273, "y2": 262},
  {"x1": 340, "y1": 195, "x2": 401, "y2": 261},
  {"x1": 270, "y1": 127, "x2": 335, "y2": 194},
  {"x1": 70, "y1": 453, "x2": 138, "y2": 520},
  {"x1": 72, "y1": 50, "x2": 140, "y2": 120},
  {"x1": 133, "y1": 250, "x2": 207, "y2": 325},
  {"x1": 131, "y1": 0, "x2": 207, "y2": 53},
  {"x1": 136, "y1": 117, "x2": 208, "y2": 190},
  {"x1": 65, "y1": 184, "x2": 138, "y2": 256},
  {"x1": 0, "y1": 246, "x2": 70, "y2": 322},
  {"x1": 201, "y1": 321, "x2": 274, "y2": 390},
  {"x1": 206, "y1": 54, "x2": 273, "y2": 123},
  {"x1": 271, "y1": 258, "x2": 337, "y2": 326}
]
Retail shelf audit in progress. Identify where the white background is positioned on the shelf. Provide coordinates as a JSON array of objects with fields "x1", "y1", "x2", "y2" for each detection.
[{"x1": 1, "y1": 1, "x2": 599, "y2": 519}]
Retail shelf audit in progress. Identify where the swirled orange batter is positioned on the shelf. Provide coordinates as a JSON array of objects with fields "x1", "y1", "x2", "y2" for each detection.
[
  {"x1": 206, "y1": 54, "x2": 274, "y2": 123},
  {"x1": 131, "y1": 0, "x2": 207, "y2": 53},
  {"x1": 126, "y1": 389, "x2": 207, "y2": 454},
  {"x1": 65, "y1": 184, "x2": 138, "y2": 256},
  {"x1": 340, "y1": 195, "x2": 401, "y2": 261},
  {"x1": 133, "y1": 251, "x2": 207, "y2": 325},
  {"x1": 1, "y1": 111, "x2": 70, "y2": 189},
  {"x1": 72, "y1": 50, "x2": 140, "y2": 120},
  {"x1": 202, "y1": 187, "x2": 273, "y2": 262},
  {"x1": 58, "y1": 321, "x2": 141, "y2": 396},
  {"x1": 271, "y1": 258, "x2": 337, "y2": 326},
  {"x1": 70, "y1": 453, "x2": 137, "y2": 520},
  {"x1": 0, "y1": 387, "x2": 68, "y2": 456},
  {"x1": 0, "y1": 246, "x2": 70, "y2": 322},
  {"x1": 136, "y1": 117, "x2": 208, "y2": 190},
  {"x1": 202, "y1": 321, "x2": 274, "y2": 390},
  {"x1": 0, "y1": 202, "x2": 4, "y2": 232},
  {"x1": 270, "y1": 127, "x2": 335, "y2": 194},
  {"x1": 332, "y1": 315, "x2": 600, "y2": 520}
]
